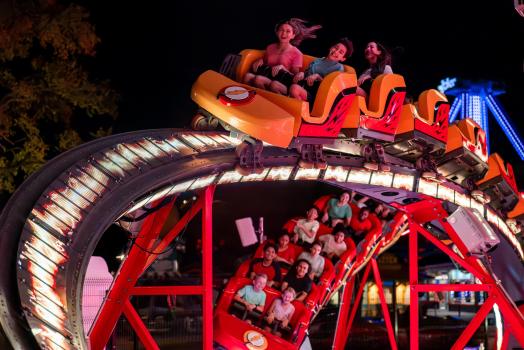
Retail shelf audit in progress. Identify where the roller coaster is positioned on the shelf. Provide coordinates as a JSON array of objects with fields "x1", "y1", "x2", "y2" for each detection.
[{"x1": 0, "y1": 48, "x2": 524, "y2": 350}]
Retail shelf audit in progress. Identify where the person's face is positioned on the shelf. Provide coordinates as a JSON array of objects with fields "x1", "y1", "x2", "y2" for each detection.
[
  {"x1": 264, "y1": 247, "x2": 276, "y2": 261},
  {"x1": 335, "y1": 232, "x2": 345, "y2": 243},
  {"x1": 340, "y1": 192, "x2": 350, "y2": 204},
  {"x1": 310, "y1": 244, "x2": 322, "y2": 256},
  {"x1": 253, "y1": 277, "x2": 267, "y2": 292},
  {"x1": 328, "y1": 43, "x2": 347, "y2": 62},
  {"x1": 364, "y1": 42, "x2": 382, "y2": 62},
  {"x1": 375, "y1": 204, "x2": 384, "y2": 215},
  {"x1": 282, "y1": 291, "x2": 294, "y2": 303},
  {"x1": 277, "y1": 23, "x2": 296, "y2": 44},
  {"x1": 296, "y1": 262, "x2": 309, "y2": 277},
  {"x1": 307, "y1": 208, "x2": 318, "y2": 220},
  {"x1": 279, "y1": 235, "x2": 290, "y2": 247},
  {"x1": 360, "y1": 210, "x2": 369, "y2": 221}
]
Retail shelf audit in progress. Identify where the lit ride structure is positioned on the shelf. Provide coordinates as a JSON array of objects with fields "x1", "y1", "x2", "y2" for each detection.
[{"x1": 0, "y1": 49, "x2": 523, "y2": 350}]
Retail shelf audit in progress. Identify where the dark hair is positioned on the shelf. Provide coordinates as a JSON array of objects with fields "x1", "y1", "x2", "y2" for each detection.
[
  {"x1": 360, "y1": 207, "x2": 371, "y2": 214},
  {"x1": 311, "y1": 240, "x2": 323, "y2": 249},
  {"x1": 332, "y1": 223, "x2": 348, "y2": 236},
  {"x1": 278, "y1": 231, "x2": 290, "y2": 240},
  {"x1": 294, "y1": 259, "x2": 311, "y2": 273},
  {"x1": 264, "y1": 243, "x2": 277, "y2": 252},
  {"x1": 335, "y1": 37, "x2": 354, "y2": 58},
  {"x1": 275, "y1": 18, "x2": 321, "y2": 46},
  {"x1": 368, "y1": 41, "x2": 392, "y2": 79}
]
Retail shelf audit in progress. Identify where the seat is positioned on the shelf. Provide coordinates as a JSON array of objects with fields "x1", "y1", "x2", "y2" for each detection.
[
  {"x1": 342, "y1": 74, "x2": 407, "y2": 142},
  {"x1": 437, "y1": 118, "x2": 489, "y2": 186},
  {"x1": 384, "y1": 89, "x2": 449, "y2": 162},
  {"x1": 476, "y1": 153, "x2": 519, "y2": 210}
]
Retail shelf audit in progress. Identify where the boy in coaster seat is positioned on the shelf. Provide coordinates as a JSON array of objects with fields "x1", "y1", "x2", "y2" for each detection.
[
  {"x1": 289, "y1": 38, "x2": 354, "y2": 102},
  {"x1": 232, "y1": 273, "x2": 268, "y2": 323}
]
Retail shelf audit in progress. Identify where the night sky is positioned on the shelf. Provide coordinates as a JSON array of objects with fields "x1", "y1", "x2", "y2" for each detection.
[{"x1": 79, "y1": 0, "x2": 524, "y2": 181}]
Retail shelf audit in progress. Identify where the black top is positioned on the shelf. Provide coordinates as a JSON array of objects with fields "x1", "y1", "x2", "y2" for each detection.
[{"x1": 283, "y1": 273, "x2": 312, "y2": 294}]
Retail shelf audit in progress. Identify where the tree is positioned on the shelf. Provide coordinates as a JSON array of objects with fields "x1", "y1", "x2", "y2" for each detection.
[{"x1": 0, "y1": 1, "x2": 118, "y2": 193}]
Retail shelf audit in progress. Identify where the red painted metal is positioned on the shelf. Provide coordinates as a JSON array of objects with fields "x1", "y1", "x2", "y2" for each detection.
[
  {"x1": 500, "y1": 323, "x2": 510, "y2": 350},
  {"x1": 122, "y1": 300, "x2": 160, "y2": 350},
  {"x1": 408, "y1": 222, "x2": 419, "y2": 350},
  {"x1": 202, "y1": 185, "x2": 216, "y2": 350},
  {"x1": 90, "y1": 199, "x2": 175, "y2": 350},
  {"x1": 132, "y1": 286, "x2": 204, "y2": 296},
  {"x1": 344, "y1": 262, "x2": 373, "y2": 337},
  {"x1": 450, "y1": 295, "x2": 496, "y2": 350},
  {"x1": 144, "y1": 196, "x2": 204, "y2": 270},
  {"x1": 332, "y1": 278, "x2": 355, "y2": 350},
  {"x1": 371, "y1": 259, "x2": 398, "y2": 350}
]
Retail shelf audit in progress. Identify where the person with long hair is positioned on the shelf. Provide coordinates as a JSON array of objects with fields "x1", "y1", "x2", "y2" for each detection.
[
  {"x1": 243, "y1": 18, "x2": 321, "y2": 95},
  {"x1": 356, "y1": 41, "x2": 393, "y2": 98}
]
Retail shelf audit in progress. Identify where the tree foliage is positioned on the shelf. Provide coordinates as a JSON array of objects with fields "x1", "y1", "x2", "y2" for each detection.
[{"x1": 0, "y1": 1, "x2": 118, "y2": 193}]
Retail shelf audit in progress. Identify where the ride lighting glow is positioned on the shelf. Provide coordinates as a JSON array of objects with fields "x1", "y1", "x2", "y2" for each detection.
[
  {"x1": 294, "y1": 168, "x2": 321, "y2": 180},
  {"x1": 266, "y1": 166, "x2": 294, "y2": 181},
  {"x1": 454, "y1": 192, "x2": 471, "y2": 208},
  {"x1": 346, "y1": 168, "x2": 371, "y2": 184},
  {"x1": 418, "y1": 179, "x2": 438, "y2": 197},
  {"x1": 324, "y1": 166, "x2": 350, "y2": 182},
  {"x1": 437, "y1": 184, "x2": 455, "y2": 202},
  {"x1": 189, "y1": 174, "x2": 218, "y2": 190},
  {"x1": 217, "y1": 170, "x2": 243, "y2": 184},
  {"x1": 241, "y1": 169, "x2": 270, "y2": 182},
  {"x1": 370, "y1": 171, "x2": 393, "y2": 187},
  {"x1": 392, "y1": 174, "x2": 415, "y2": 191}
]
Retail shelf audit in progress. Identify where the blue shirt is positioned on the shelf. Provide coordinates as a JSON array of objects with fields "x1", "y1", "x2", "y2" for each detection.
[
  {"x1": 305, "y1": 58, "x2": 344, "y2": 78},
  {"x1": 237, "y1": 285, "x2": 266, "y2": 307}
]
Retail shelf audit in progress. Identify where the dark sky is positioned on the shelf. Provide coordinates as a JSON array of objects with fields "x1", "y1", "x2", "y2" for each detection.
[{"x1": 80, "y1": 0, "x2": 524, "y2": 176}]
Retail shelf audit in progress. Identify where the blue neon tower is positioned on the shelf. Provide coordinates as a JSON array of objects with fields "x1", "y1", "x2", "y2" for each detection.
[{"x1": 438, "y1": 79, "x2": 524, "y2": 160}]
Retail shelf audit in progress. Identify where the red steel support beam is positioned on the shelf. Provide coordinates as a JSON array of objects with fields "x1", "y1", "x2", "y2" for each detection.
[
  {"x1": 332, "y1": 279, "x2": 355, "y2": 350},
  {"x1": 202, "y1": 185, "x2": 216, "y2": 350},
  {"x1": 500, "y1": 323, "x2": 510, "y2": 350},
  {"x1": 123, "y1": 300, "x2": 160, "y2": 350},
  {"x1": 345, "y1": 262, "x2": 373, "y2": 337},
  {"x1": 409, "y1": 223, "x2": 419, "y2": 350},
  {"x1": 132, "y1": 286, "x2": 204, "y2": 296},
  {"x1": 371, "y1": 259, "x2": 398, "y2": 350},
  {"x1": 90, "y1": 199, "x2": 175, "y2": 350},
  {"x1": 144, "y1": 196, "x2": 204, "y2": 271},
  {"x1": 413, "y1": 222, "x2": 485, "y2": 281},
  {"x1": 450, "y1": 295, "x2": 496, "y2": 350}
]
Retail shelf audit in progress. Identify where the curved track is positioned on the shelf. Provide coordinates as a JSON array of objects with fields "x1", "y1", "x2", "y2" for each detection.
[{"x1": 0, "y1": 129, "x2": 522, "y2": 350}]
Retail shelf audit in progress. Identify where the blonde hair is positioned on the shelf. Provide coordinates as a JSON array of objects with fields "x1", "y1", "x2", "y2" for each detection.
[{"x1": 275, "y1": 18, "x2": 321, "y2": 46}]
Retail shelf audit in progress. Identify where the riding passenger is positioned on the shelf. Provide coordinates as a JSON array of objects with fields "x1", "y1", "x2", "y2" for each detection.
[
  {"x1": 319, "y1": 224, "x2": 348, "y2": 260},
  {"x1": 356, "y1": 41, "x2": 393, "y2": 98},
  {"x1": 263, "y1": 287, "x2": 296, "y2": 336},
  {"x1": 233, "y1": 273, "x2": 268, "y2": 322},
  {"x1": 243, "y1": 18, "x2": 321, "y2": 95},
  {"x1": 297, "y1": 241, "x2": 325, "y2": 280},
  {"x1": 249, "y1": 243, "x2": 282, "y2": 288},
  {"x1": 322, "y1": 192, "x2": 353, "y2": 228},
  {"x1": 293, "y1": 207, "x2": 320, "y2": 246},
  {"x1": 281, "y1": 259, "x2": 313, "y2": 302},
  {"x1": 289, "y1": 38, "x2": 354, "y2": 102},
  {"x1": 349, "y1": 207, "x2": 373, "y2": 244},
  {"x1": 275, "y1": 231, "x2": 296, "y2": 267}
]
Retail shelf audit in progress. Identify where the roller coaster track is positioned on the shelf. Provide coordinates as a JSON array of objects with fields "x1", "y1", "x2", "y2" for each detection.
[{"x1": 0, "y1": 129, "x2": 523, "y2": 350}]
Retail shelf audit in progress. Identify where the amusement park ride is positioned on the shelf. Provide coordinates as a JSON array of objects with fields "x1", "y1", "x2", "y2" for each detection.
[{"x1": 0, "y1": 46, "x2": 524, "y2": 350}]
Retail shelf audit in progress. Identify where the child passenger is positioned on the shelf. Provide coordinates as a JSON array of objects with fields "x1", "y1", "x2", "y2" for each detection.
[
  {"x1": 290, "y1": 38, "x2": 354, "y2": 102},
  {"x1": 263, "y1": 287, "x2": 296, "y2": 336},
  {"x1": 319, "y1": 225, "x2": 348, "y2": 260},
  {"x1": 292, "y1": 207, "x2": 320, "y2": 246},
  {"x1": 243, "y1": 18, "x2": 321, "y2": 95},
  {"x1": 233, "y1": 273, "x2": 268, "y2": 322},
  {"x1": 297, "y1": 241, "x2": 325, "y2": 279},
  {"x1": 281, "y1": 259, "x2": 312, "y2": 302},
  {"x1": 249, "y1": 243, "x2": 282, "y2": 288}
]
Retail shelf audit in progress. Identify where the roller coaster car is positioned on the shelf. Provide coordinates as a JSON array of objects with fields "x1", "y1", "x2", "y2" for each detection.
[
  {"x1": 383, "y1": 90, "x2": 449, "y2": 169},
  {"x1": 437, "y1": 118, "x2": 489, "y2": 187},
  {"x1": 341, "y1": 73, "x2": 407, "y2": 142},
  {"x1": 191, "y1": 49, "x2": 358, "y2": 149},
  {"x1": 214, "y1": 277, "x2": 312, "y2": 350},
  {"x1": 476, "y1": 153, "x2": 519, "y2": 211}
]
